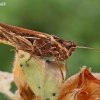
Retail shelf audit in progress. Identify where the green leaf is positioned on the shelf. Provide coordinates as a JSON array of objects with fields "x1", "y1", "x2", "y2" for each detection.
[{"x1": 18, "y1": 50, "x2": 66, "y2": 100}]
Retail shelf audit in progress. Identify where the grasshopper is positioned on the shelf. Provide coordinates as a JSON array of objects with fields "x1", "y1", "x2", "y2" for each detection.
[{"x1": 0, "y1": 23, "x2": 100, "y2": 81}]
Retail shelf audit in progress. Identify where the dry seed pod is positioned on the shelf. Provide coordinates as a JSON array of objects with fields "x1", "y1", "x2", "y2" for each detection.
[
  {"x1": 17, "y1": 50, "x2": 66, "y2": 100},
  {"x1": 57, "y1": 67, "x2": 100, "y2": 100}
]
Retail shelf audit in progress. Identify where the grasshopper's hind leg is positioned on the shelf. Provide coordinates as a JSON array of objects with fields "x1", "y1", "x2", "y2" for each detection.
[{"x1": 53, "y1": 57, "x2": 65, "y2": 83}]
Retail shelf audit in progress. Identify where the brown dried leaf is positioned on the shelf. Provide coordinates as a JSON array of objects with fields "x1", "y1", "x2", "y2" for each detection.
[{"x1": 57, "y1": 66, "x2": 100, "y2": 100}]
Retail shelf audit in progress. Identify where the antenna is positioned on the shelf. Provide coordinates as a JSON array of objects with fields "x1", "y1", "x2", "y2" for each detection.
[{"x1": 72, "y1": 46, "x2": 100, "y2": 51}]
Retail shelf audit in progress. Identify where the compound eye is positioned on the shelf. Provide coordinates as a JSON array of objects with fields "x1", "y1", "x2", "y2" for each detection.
[
  {"x1": 66, "y1": 42, "x2": 72, "y2": 50},
  {"x1": 66, "y1": 41, "x2": 76, "y2": 50}
]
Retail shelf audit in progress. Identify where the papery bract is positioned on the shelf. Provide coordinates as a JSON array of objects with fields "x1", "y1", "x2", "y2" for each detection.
[{"x1": 57, "y1": 67, "x2": 100, "y2": 100}]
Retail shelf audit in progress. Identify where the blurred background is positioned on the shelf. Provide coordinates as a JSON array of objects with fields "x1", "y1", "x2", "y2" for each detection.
[{"x1": 0, "y1": 0, "x2": 100, "y2": 99}]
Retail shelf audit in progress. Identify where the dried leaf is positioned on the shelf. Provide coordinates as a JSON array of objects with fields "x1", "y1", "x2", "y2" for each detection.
[{"x1": 57, "y1": 66, "x2": 100, "y2": 100}]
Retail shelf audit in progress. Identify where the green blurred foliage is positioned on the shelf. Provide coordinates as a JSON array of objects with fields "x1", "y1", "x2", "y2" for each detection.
[{"x1": 0, "y1": 0, "x2": 100, "y2": 99}]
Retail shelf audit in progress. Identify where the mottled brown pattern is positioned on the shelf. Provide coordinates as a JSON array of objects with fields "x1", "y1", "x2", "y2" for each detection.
[{"x1": 0, "y1": 23, "x2": 76, "y2": 62}]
